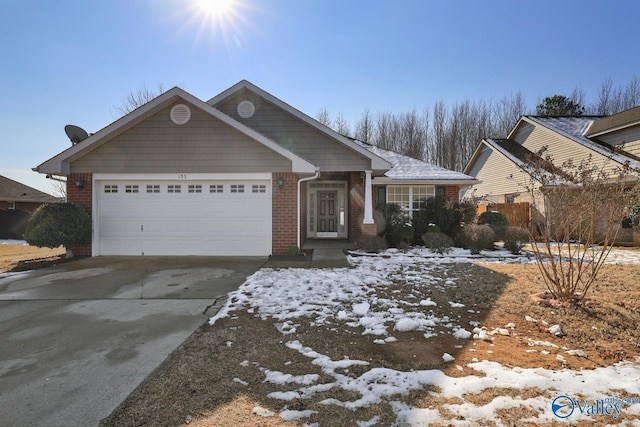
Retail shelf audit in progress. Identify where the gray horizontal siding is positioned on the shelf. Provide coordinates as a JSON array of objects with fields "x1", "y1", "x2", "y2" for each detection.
[
  {"x1": 71, "y1": 103, "x2": 291, "y2": 173},
  {"x1": 214, "y1": 90, "x2": 370, "y2": 171}
]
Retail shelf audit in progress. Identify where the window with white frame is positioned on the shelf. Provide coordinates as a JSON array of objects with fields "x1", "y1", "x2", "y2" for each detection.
[
  {"x1": 104, "y1": 185, "x2": 118, "y2": 193},
  {"x1": 125, "y1": 184, "x2": 139, "y2": 193},
  {"x1": 231, "y1": 184, "x2": 244, "y2": 193},
  {"x1": 7, "y1": 201, "x2": 15, "y2": 210},
  {"x1": 146, "y1": 185, "x2": 160, "y2": 193},
  {"x1": 386, "y1": 185, "x2": 435, "y2": 218},
  {"x1": 167, "y1": 184, "x2": 181, "y2": 193}
]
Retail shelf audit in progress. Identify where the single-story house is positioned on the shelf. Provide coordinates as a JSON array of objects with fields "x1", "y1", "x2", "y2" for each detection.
[
  {"x1": 463, "y1": 106, "x2": 640, "y2": 244},
  {"x1": 0, "y1": 175, "x2": 61, "y2": 239},
  {"x1": 34, "y1": 80, "x2": 478, "y2": 256}
]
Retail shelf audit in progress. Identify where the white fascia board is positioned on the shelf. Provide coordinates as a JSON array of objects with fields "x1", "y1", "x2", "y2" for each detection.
[
  {"x1": 208, "y1": 80, "x2": 391, "y2": 171},
  {"x1": 462, "y1": 140, "x2": 487, "y2": 175},
  {"x1": 35, "y1": 87, "x2": 188, "y2": 175},
  {"x1": 178, "y1": 90, "x2": 316, "y2": 174},
  {"x1": 372, "y1": 177, "x2": 480, "y2": 186},
  {"x1": 35, "y1": 87, "x2": 316, "y2": 175}
]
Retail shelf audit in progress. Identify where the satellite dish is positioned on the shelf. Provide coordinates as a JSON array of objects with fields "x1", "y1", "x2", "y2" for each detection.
[{"x1": 65, "y1": 124, "x2": 89, "y2": 145}]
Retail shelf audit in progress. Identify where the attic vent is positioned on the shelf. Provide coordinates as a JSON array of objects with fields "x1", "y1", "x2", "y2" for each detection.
[
  {"x1": 170, "y1": 104, "x2": 191, "y2": 125},
  {"x1": 237, "y1": 100, "x2": 255, "y2": 119}
]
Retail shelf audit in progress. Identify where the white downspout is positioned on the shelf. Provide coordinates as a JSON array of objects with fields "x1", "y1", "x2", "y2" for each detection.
[{"x1": 297, "y1": 168, "x2": 321, "y2": 249}]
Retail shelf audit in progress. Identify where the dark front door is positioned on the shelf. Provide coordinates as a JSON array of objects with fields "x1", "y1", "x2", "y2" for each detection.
[{"x1": 317, "y1": 191, "x2": 338, "y2": 233}]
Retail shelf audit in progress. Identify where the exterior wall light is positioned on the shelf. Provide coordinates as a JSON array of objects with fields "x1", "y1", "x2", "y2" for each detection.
[
  {"x1": 277, "y1": 176, "x2": 285, "y2": 190},
  {"x1": 75, "y1": 176, "x2": 84, "y2": 190}
]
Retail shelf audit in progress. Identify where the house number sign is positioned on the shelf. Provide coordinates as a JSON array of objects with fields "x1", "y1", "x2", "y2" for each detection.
[{"x1": 177, "y1": 174, "x2": 188, "y2": 180}]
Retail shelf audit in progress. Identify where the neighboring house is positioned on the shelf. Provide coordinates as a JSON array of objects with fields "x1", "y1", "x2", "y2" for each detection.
[
  {"x1": 34, "y1": 80, "x2": 478, "y2": 256},
  {"x1": 0, "y1": 175, "x2": 61, "y2": 239},
  {"x1": 463, "y1": 106, "x2": 640, "y2": 243}
]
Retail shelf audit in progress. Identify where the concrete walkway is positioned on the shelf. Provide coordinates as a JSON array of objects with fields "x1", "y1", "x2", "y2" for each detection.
[
  {"x1": 0, "y1": 256, "x2": 264, "y2": 427},
  {"x1": 263, "y1": 240, "x2": 355, "y2": 269}
]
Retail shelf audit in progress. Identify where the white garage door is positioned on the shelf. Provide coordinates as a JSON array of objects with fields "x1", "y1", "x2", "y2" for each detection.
[{"x1": 96, "y1": 179, "x2": 271, "y2": 256}]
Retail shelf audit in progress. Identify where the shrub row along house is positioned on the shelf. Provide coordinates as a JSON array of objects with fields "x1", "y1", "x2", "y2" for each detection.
[
  {"x1": 463, "y1": 106, "x2": 640, "y2": 245},
  {"x1": 0, "y1": 175, "x2": 61, "y2": 240},
  {"x1": 34, "y1": 81, "x2": 478, "y2": 257}
]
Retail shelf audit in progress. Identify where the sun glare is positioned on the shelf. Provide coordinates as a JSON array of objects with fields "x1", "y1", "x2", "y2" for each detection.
[{"x1": 194, "y1": 0, "x2": 235, "y2": 18}]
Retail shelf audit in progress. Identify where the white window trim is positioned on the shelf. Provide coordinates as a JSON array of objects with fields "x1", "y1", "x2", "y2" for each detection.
[
  {"x1": 386, "y1": 185, "x2": 435, "y2": 219},
  {"x1": 7, "y1": 201, "x2": 15, "y2": 210}
]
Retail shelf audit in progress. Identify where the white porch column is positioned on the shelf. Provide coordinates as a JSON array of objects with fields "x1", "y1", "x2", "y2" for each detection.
[{"x1": 363, "y1": 170, "x2": 374, "y2": 224}]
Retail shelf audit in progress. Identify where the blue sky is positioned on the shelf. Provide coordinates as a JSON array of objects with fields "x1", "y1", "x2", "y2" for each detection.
[{"x1": 2, "y1": 0, "x2": 639, "y2": 193}]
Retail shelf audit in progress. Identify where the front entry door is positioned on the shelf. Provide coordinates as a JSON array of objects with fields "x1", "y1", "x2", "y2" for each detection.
[{"x1": 317, "y1": 191, "x2": 338, "y2": 234}]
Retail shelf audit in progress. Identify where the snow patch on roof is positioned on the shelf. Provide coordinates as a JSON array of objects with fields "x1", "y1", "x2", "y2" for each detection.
[
  {"x1": 352, "y1": 140, "x2": 477, "y2": 181},
  {"x1": 528, "y1": 116, "x2": 640, "y2": 170}
]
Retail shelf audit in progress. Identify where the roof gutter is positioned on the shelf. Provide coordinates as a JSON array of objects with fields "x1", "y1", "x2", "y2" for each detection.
[{"x1": 297, "y1": 168, "x2": 320, "y2": 249}]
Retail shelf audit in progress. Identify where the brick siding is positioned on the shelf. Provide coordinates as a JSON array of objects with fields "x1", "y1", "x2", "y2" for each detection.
[
  {"x1": 272, "y1": 172, "x2": 299, "y2": 255},
  {"x1": 66, "y1": 173, "x2": 93, "y2": 256},
  {"x1": 446, "y1": 185, "x2": 460, "y2": 200}
]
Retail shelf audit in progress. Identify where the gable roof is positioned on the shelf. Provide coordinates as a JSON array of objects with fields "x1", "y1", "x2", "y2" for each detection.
[
  {"x1": 0, "y1": 175, "x2": 60, "y2": 204},
  {"x1": 512, "y1": 115, "x2": 640, "y2": 170},
  {"x1": 352, "y1": 140, "x2": 478, "y2": 185},
  {"x1": 586, "y1": 106, "x2": 640, "y2": 137},
  {"x1": 35, "y1": 87, "x2": 317, "y2": 175},
  {"x1": 208, "y1": 80, "x2": 391, "y2": 172},
  {"x1": 476, "y1": 138, "x2": 570, "y2": 185}
]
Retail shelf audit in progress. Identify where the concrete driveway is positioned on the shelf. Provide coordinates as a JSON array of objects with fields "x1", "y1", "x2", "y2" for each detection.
[{"x1": 0, "y1": 256, "x2": 265, "y2": 427}]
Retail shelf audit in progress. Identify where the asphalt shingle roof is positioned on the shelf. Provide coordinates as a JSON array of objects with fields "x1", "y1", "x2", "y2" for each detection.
[
  {"x1": 352, "y1": 140, "x2": 477, "y2": 182},
  {"x1": 0, "y1": 175, "x2": 60, "y2": 203}
]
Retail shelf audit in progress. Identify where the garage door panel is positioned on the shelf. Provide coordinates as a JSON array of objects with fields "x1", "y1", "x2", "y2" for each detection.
[{"x1": 97, "y1": 180, "x2": 272, "y2": 256}]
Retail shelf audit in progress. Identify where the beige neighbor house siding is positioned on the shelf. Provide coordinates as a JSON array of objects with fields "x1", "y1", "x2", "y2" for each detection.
[
  {"x1": 597, "y1": 127, "x2": 640, "y2": 157},
  {"x1": 71, "y1": 103, "x2": 291, "y2": 173},
  {"x1": 515, "y1": 120, "x2": 622, "y2": 175},
  {"x1": 464, "y1": 143, "x2": 539, "y2": 204},
  {"x1": 214, "y1": 90, "x2": 370, "y2": 171}
]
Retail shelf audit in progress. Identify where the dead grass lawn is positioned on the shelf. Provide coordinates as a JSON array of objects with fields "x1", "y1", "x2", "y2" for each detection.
[{"x1": 101, "y1": 261, "x2": 640, "y2": 426}]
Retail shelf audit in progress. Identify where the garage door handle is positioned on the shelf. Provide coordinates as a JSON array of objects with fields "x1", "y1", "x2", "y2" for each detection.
[{"x1": 141, "y1": 225, "x2": 144, "y2": 232}]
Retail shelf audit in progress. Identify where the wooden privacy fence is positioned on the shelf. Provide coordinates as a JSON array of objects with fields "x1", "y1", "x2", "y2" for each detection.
[{"x1": 478, "y1": 202, "x2": 531, "y2": 230}]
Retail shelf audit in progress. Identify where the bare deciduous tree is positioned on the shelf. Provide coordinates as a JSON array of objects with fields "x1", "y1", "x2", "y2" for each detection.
[
  {"x1": 114, "y1": 84, "x2": 169, "y2": 118},
  {"x1": 334, "y1": 113, "x2": 351, "y2": 137},
  {"x1": 494, "y1": 92, "x2": 527, "y2": 137},
  {"x1": 316, "y1": 107, "x2": 331, "y2": 127},
  {"x1": 47, "y1": 178, "x2": 67, "y2": 200},
  {"x1": 354, "y1": 108, "x2": 375, "y2": 143}
]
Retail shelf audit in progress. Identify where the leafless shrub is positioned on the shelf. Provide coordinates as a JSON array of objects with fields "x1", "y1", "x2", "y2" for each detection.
[
  {"x1": 457, "y1": 224, "x2": 495, "y2": 255},
  {"x1": 520, "y1": 148, "x2": 640, "y2": 302},
  {"x1": 421, "y1": 232, "x2": 453, "y2": 255},
  {"x1": 503, "y1": 226, "x2": 529, "y2": 254}
]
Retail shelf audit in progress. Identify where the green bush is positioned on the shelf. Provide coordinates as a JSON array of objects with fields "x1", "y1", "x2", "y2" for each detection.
[
  {"x1": 424, "y1": 223, "x2": 441, "y2": 234},
  {"x1": 24, "y1": 203, "x2": 91, "y2": 251},
  {"x1": 382, "y1": 204, "x2": 414, "y2": 248},
  {"x1": 478, "y1": 211, "x2": 510, "y2": 240},
  {"x1": 422, "y1": 232, "x2": 453, "y2": 255},
  {"x1": 503, "y1": 226, "x2": 530, "y2": 254},
  {"x1": 458, "y1": 201, "x2": 478, "y2": 224},
  {"x1": 412, "y1": 197, "x2": 477, "y2": 243},
  {"x1": 356, "y1": 235, "x2": 388, "y2": 252},
  {"x1": 287, "y1": 245, "x2": 304, "y2": 256},
  {"x1": 457, "y1": 224, "x2": 495, "y2": 255}
]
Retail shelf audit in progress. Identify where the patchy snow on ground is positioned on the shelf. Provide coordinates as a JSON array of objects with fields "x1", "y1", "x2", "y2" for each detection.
[{"x1": 210, "y1": 248, "x2": 640, "y2": 424}]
